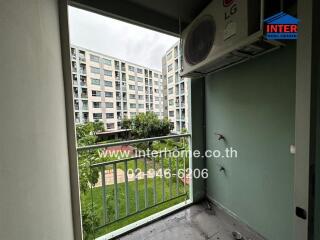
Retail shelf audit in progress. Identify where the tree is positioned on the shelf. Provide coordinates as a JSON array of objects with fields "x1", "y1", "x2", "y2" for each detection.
[{"x1": 121, "y1": 112, "x2": 173, "y2": 139}]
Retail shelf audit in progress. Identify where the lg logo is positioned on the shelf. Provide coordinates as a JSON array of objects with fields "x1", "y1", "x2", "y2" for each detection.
[{"x1": 223, "y1": 0, "x2": 235, "y2": 7}]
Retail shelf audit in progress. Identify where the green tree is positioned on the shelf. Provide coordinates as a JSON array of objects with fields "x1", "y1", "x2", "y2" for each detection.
[{"x1": 121, "y1": 112, "x2": 172, "y2": 139}]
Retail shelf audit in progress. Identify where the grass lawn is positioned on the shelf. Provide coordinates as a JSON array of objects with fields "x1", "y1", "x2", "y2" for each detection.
[{"x1": 82, "y1": 176, "x2": 188, "y2": 239}]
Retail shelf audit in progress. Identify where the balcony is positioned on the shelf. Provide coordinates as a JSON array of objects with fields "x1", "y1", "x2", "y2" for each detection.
[
  {"x1": 81, "y1": 93, "x2": 88, "y2": 98},
  {"x1": 77, "y1": 134, "x2": 190, "y2": 239}
]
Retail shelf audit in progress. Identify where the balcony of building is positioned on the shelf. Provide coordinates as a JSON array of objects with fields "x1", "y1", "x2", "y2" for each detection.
[
  {"x1": 81, "y1": 88, "x2": 88, "y2": 99},
  {"x1": 79, "y1": 63, "x2": 86, "y2": 75},
  {"x1": 80, "y1": 75, "x2": 87, "y2": 87},
  {"x1": 121, "y1": 62, "x2": 126, "y2": 72},
  {"x1": 79, "y1": 51, "x2": 86, "y2": 62}
]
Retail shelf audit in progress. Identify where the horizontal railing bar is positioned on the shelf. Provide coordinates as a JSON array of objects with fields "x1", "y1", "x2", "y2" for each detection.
[
  {"x1": 77, "y1": 134, "x2": 191, "y2": 152},
  {"x1": 94, "y1": 193, "x2": 188, "y2": 230},
  {"x1": 90, "y1": 148, "x2": 186, "y2": 168}
]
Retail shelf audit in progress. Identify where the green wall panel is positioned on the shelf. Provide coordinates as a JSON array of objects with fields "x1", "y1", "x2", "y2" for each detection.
[{"x1": 205, "y1": 44, "x2": 296, "y2": 240}]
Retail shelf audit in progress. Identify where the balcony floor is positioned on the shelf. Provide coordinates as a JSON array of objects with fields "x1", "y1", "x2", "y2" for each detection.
[{"x1": 119, "y1": 202, "x2": 264, "y2": 240}]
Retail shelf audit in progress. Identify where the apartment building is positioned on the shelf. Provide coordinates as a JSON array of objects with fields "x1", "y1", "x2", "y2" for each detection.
[
  {"x1": 71, "y1": 45, "x2": 164, "y2": 130},
  {"x1": 162, "y1": 41, "x2": 190, "y2": 133}
]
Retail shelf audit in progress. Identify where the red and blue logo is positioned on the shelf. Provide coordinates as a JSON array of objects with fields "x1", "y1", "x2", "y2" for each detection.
[{"x1": 264, "y1": 12, "x2": 300, "y2": 40}]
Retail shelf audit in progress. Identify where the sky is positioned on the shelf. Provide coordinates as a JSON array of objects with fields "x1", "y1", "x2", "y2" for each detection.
[{"x1": 68, "y1": 6, "x2": 178, "y2": 71}]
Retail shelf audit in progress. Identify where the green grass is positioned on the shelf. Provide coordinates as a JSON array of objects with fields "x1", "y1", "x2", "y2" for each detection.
[{"x1": 83, "y1": 176, "x2": 188, "y2": 239}]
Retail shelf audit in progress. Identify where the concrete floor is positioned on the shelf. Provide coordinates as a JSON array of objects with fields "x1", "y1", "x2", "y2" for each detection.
[{"x1": 119, "y1": 202, "x2": 265, "y2": 240}]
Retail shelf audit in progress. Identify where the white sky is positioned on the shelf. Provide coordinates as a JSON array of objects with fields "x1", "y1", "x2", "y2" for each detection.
[{"x1": 68, "y1": 6, "x2": 178, "y2": 71}]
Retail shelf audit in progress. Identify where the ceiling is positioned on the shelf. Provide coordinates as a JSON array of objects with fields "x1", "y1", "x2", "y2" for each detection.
[{"x1": 69, "y1": 0, "x2": 212, "y2": 36}]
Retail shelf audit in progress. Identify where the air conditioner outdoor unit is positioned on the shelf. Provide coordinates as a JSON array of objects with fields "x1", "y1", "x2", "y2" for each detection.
[{"x1": 181, "y1": 0, "x2": 283, "y2": 77}]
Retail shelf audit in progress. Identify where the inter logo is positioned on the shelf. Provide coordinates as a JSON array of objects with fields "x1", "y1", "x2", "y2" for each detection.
[{"x1": 264, "y1": 12, "x2": 300, "y2": 40}]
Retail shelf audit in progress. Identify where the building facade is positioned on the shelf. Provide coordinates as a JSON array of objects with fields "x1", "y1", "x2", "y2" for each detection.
[
  {"x1": 71, "y1": 45, "x2": 164, "y2": 130},
  {"x1": 162, "y1": 41, "x2": 190, "y2": 133}
]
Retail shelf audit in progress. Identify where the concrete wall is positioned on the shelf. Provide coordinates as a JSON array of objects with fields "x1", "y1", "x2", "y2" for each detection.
[
  {"x1": 205, "y1": 45, "x2": 296, "y2": 240},
  {"x1": 0, "y1": 0, "x2": 74, "y2": 239}
]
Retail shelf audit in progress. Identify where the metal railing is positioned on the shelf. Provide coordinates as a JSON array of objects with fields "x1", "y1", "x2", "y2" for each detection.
[{"x1": 77, "y1": 134, "x2": 190, "y2": 234}]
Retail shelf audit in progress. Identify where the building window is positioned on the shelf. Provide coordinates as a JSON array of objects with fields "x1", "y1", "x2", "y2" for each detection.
[
  {"x1": 90, "y1": 54, "x2": 100, "y2": 63},
  {"x1": 130, "y1": 103, "x2": 136, "y2": 108},
  {"x1": 137, "y1": 77, "x2": 143, "y2": 82},
  {"x1": 168, "y1": 64, "x2": 173, "y2": 72},
  {"x1": 128, "y1": 65, "x2": 135, "y2": 71},
  {"x1": 90, "y1": 67, "x2": 100, "y2": 74},
  {"x1": 104, "y1": 81, "x2": 113, "y2": 87},
  {"x1": 168, "y1": 87, "x2": 173, "y2": 94},
  {"x1": 137, "y1": 68, "x2": 143, "y2": 74},
  {"x1": 169, "y1": 99, "x2": 174, "y2": 106},
  {"x1": 105, "y1": 92, "x2": 113, "y2": 98},
  {"x1": 91, "y1": 78, "x2": 100, "y2": 85},
  {"x1": 129, "y1": 94, "x2": 136, "y2": 99},
  {"x1": 105, "y1": 102, "x2": 114, "y2": 108},
  {"x1": 130, "y1": 112, "x2": 136, "y2": 117},
  {"x1": 93, "y1": 102, "x2": 101, "y2": 108},
  {"x1": 106, "y1": 123, "x2": 115, "y2": 129},
  {"x1": 138, "y1": 95, "x2": 144, "y2": 100},
  {"x1": 167, "y1": 51, "x2": 173, "y2": 60},
  {"x1": 138, "y1": 86, "x2": 143, "y2": 91},
  {"x1": 154, "y1": 73, "x2": 159, "y2": 78},
  {"x1": 129, "y1": 75, "x2": 135, "y2": 81},
  {"x1": 138, "y1": 104, "x2": 144, "y2": 109},
  {"x1": 169, "y1": 111, "x2": 174, "y2": 117},
  {"x1": 155, "y1": 104, "x2": 159, "y2": 109},
  {"x1": 168, "y1": 76, "x2": 173, "y2": 84},
  {"x1": 129, "y1": 85, "x2": 135, "y2": 90},
  {"x1": 104, "y1": 70, "x2": 112, "y2": 77},
  {"x1": 106, "y1": 113, "x2": 114, "y2": 119},
  {"x1": 103, "y1": 58, "x2": 112, "y2": 66},
  {"x1": 92, "y1": 90, "x2": 101, "y2": 97},
  {"x1": 93, "y1": 113, "x2": 102, "y2": 120}
]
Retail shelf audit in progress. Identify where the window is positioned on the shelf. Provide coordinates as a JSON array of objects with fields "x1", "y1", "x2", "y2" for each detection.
[
  {"x1": 169, "y1": 111, "x2": 174, "y2": 117},
  {"x1": 138, "y1": 95, "x2": 144, "y2": 100},
  {"x1": 154, "y1": 81, "x2": 158, "y2": 85},
  {"x1": 93, "y1": 113, "x2": 102, "y2": 119},
  {"x1": 155, "y1": 104, "x2": 159, "y2": 109},
  {"x1": 129, "y1": 85, "x2": 135, "y2": 90},
  {"x1": 90, "y1": 67, "x2": 100, "y2": 74},
  {"x1": 106, "y1": 123, "x2": 115, "y2": 129},
  {"x1": 104, "y1": 81, "x2": 112, "y2": 87},
  {"x1": 104, "y1": 70, "x2": 112, "y2": 77},
  {"x1": 155, "y1": 97, "x2": 159, "y2": 101},
  {"x1": 138, "y1": 86, "x2": 143, "y2": 91},
  {"x1": 137, "y1": 68, "x2": 143, "y2": 74},
  {"x1": 154, "y1": 73, "x2": 159, "y2": 78},
  {"x1": 167, "y1": 51, "x2": 173, "y2": 60},
  {"x1": 130, "y1": 103, "x2": 136, "y2": 108},
  {"x1": 168, "y1": 76, "x2": 173, "y2": 84},
  {"x1": 91, "y1": 78, "x2": 100, "y2": 85},
  {"x1": 168, "y1": 64, "x2": 173, "y2": 72},
  {"x1": 105, "y1": 92, "x2": 113, "y2": 98},
  {"x1": 168, "y1": 87, "x2": 173, "y2": 94},
  {"x1": 130, "y1": 112, "x2": 136, "y2": 117},
  {"x1": 92, "y1": 90, "x2": 101, "y2": 97},
  {"x1": 138, "y1": 104, "x2": 144, "y2": 109},
  {"x1": 92, "y1": 102, "x2": 101, "y2": 108},
  {"x1": 137, "y1": 77, "x2": 143, "y2": 82},
  {"x1": 169, "y1": 99, "x2": 174, "y2": 106},
  {"x1": 129, "y1": 75, "x2": 135, "y2": 81},
  {"x1": 128, "y1": 65, "x2": 135, "y2": 71},
  {"x1": 105, "y1": 102, "x2": 114, "y2": 108},
  {"x1": 106, "y1": 113, "x2": 114, "y2": 119},
  {"x1": 90, "y1": 54, "x2": 100, "y2": 63},
  {"x1": 103, "y1": 58, "x2": 112, "y2": 66},
  {"x1": 129, "y1": 94, "x2": 136, "y2": 99}
]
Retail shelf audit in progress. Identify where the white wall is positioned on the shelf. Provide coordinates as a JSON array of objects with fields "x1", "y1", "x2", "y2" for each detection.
[{"x1": 0, "y1": 0, "x2": 74, "y2": 239}]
